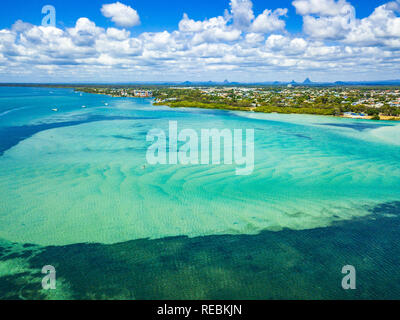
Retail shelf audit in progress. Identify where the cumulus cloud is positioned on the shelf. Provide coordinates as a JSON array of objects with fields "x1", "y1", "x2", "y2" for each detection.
[
  {"x1": 250, "y1": 9, "x2": 288, "y2": 33},
  {"x1": 68, "y1": 18, "x2": 104, "y2": 46},
  {"x1": 293, "y1": 0, "x2": 354, "y2": 16},
  {"x1": 0, "y1": 0, "x2": 400, "y2": 82},
  {"x1": 101, "y1": 2, "x2": 140, "y2": 28},
  {"x1": 245, "y1": 32, "x2": 265, "y2": 45},
  {"x1": 178, "y1": 14, "x2": 241, "y2": 44},
  {"x1": 344, "y1": 2, "x2": 400, "y2": 46},
  {"x1": 293, "y1": 0, "x2": 356, "y2": 39},
  {"x1": 230, "y1": 0, "x2": 255, "y2": 29},
  {"x1": 178, "y1": 0, "x2": 287, "y2": 46},
  {"x1": 293, "y1": 0, "x2": 400, "y2": 46},
  {"x1": 302, "y1": 12, "x2": 355, "y2": 40}
]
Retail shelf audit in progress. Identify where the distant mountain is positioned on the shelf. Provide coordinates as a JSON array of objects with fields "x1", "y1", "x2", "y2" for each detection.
[
  {"x1": 4, "y1": 79, "x2": 400, "y2": 88},
  {"x1": 334, "y1": 80, "x2": 400, "y2": 85}
]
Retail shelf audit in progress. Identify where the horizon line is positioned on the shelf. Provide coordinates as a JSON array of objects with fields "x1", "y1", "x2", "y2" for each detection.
[{"x1": 1, "y1": 80, "x2": 400, "y2": 86}]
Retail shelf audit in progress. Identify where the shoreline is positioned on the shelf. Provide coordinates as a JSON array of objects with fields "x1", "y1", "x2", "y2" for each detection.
[
  {"x1": 155, "y1": 101, "x2": 400, "y2": 122},
  {"x1": 1, "y1": 85, "x2": 397, "y2": 122},
  {"x1": 72, "y1": 88, "x2": 399, "y2": 122},
  {"x1": 340, "y1": 114, "x2": 400, "y2": 121}
]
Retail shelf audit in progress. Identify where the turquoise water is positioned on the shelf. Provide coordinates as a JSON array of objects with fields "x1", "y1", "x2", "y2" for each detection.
[{"x1": 1, "y1": 87, "x2": 400, "y2": 299}]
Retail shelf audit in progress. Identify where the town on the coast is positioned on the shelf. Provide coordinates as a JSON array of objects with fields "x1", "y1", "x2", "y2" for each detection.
[{"x1": 77, "y1": 85, "x2": 400, "y2": 120}]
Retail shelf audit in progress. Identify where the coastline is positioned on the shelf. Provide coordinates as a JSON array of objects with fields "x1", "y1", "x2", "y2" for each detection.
[
  {"x1": 342, "y1": 115, "x2": 400, "y2": 121},
  {"x1": 2, "y1": 85, "x2": 395, "y2": 122},
  {"x1": 1, "y1": 85, "x2": 397, "y2": 121},
  {"x1": 75, "y1": 89, "x2": 400, "y2": 122},
  {"x1": 154, "y1": 101, "x2": 400, "y2": 122}
]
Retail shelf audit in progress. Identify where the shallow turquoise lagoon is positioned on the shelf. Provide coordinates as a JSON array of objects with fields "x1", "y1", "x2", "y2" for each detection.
[{"x1": 0, "y1": 87, "x2": 400, "y2": 299}]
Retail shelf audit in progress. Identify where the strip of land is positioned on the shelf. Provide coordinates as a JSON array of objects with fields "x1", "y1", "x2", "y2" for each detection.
[{"x1": 75, "y1": 85, "x2": 400, "y2": 121}]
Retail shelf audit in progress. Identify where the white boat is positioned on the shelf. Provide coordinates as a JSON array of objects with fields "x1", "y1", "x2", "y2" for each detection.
[
  {"x1": 82, "y1": 105, "x2": 86, "y2": 108},
  {"x1": 52, "y1": 108, "x2": 58, "y2": 112}
]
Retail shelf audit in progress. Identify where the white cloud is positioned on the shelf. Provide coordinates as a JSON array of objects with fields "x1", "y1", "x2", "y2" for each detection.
[
  {"x1": 344, "y1": 2, "x2": 400, "y2": 45},
  {"x1": 106, "y1": 27, "x2": 130, "y2": 41},
  {"x1": 265, "y1": 34, "x2": 308, "y2": 55},
  {"x1": 178, "y1": 13, "x2": 242, "y2": 45},
  {"x1": 0, "y1": 0, "x2": 400, "y2": 82},
  {"x1": 230, "y1": 0, "x2": 255, "y2": 29},
  {"x1": 293, "y1": 0, "x2": 356, "y2": 40},
  {"x1": 12, "y1": 20, "x2": 33, "y2": 33},
  {"x1": 294, "y1": 0, "x2": 400, "y2": 44},
  {"x1": 245, "y1": 33, "x2": 265, "y2": 44},
  {"x1": 179, "y1": 14, "x2": 206, "y2": 33},
  {"x1": 293, "y1": 0, "x2": 354, "y2": 16},
  {"x1": 101, "y1": 2, "x2": 140, "y2": 28},
  {"x1": 67, "y1": 18, "x2": 104, "y2": 46},
  {"x1": 266, "y1": 34, "x2": 290, "y2": 50},
  {"x1": 178, "y1": 0, "x2": 287, "y2": 46},
  {"x1": 250, "y1": 9, "x2": 288, "y2": 33},
  {"x1": 293, "y1": 0, "x2": 400, "y2": 46},
  {"x1": 302, "y1": 13, "x2": 355, "y2": 40}
]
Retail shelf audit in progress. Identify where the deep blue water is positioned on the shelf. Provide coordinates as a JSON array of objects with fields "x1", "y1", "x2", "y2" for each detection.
[{"x1": 1, "y1": 87, "x2": 400, "y2": 299}]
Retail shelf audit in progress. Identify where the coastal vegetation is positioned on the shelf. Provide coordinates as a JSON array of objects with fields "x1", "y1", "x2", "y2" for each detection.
[
  {"x1": 151, "y1": 86, "x2": 400, "y2": 119},
  {"x1": 9, "y1": 84, "x2": 398, "y2": 120}
]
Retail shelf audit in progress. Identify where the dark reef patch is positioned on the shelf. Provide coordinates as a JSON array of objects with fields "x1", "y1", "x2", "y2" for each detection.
[
  {"x1": 293, "y1": 133, "x2": 312, "y2": 140},
  {"x1": 317, "y1": 122, "x2": 392, "y2": 132},
  {"x1": 0, "y1": 115, "x2": 157, "y2": 156},
  {"x1": 370, "y1": 201, "x2": 400, "y2": 216},
  {"x1": 1, "y1": 201, "x2": 400, "y2": 300}
]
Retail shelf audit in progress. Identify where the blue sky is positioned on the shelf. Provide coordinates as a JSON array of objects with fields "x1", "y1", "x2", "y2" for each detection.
[
  {"x1": 0, "y1": 0, "x2": 391, "y2": 34},
  {"x1": 0, "y1": 0, "x2": 399, "y2": 82}
]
